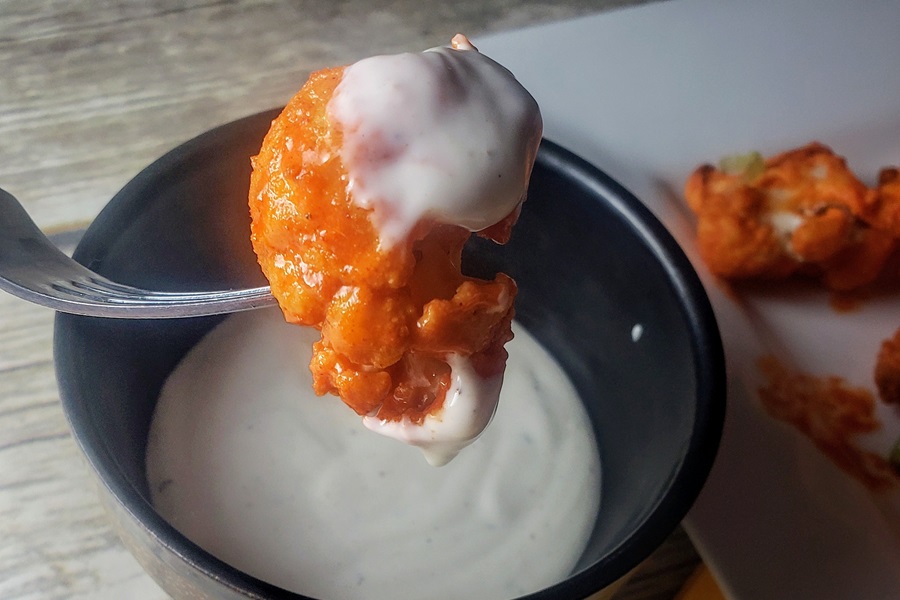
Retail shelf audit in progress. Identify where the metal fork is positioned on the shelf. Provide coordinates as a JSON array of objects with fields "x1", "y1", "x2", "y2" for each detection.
[{"x1": 0, "y1": 187, "x2": 276, "y2": 318}]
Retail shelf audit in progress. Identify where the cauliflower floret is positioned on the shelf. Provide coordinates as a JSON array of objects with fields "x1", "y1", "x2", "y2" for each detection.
[
  {"x1": 685, "y1": 143, "x2": 896, "y2": 290},
  {"x1": 248, "y1": 36, "x2": 541, "y2": 456}
]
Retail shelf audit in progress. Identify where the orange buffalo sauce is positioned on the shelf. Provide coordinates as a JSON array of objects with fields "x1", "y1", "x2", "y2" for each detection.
[
  {"x1": 876, "y1": 327, "x2": 900, "y2": 407},
  {"x1": 757, "y1": 355, "x2": 898, "y2": 491},
  {"x1": 249, "y1": 67, "x2": 516, "y2": 424}
]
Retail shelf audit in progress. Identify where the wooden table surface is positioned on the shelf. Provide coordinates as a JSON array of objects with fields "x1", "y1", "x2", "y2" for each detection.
[{"x1": 0, "y1": 2, "x2": 703, "y2": 598}]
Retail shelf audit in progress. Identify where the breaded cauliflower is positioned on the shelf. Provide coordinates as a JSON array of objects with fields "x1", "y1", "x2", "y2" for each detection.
[
  {"x1": 249, "y1": 67, "x2": 518, "y2": 424},
  {"x1": 685, "y1": 143, "x2": 896, "y2": 290}
]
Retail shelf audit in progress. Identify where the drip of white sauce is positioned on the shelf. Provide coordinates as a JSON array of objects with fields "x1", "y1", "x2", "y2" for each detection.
[
  {"x1": 146, "y1": 309, "x2": 600, "y2": 600},
  {"x1": 327, "y1": 35, "x2": 543, "y2": 248},
  {"x1": 631, "y1": 323, "x2": 644, "y2": 342},
  {"x1": 363, "y1": 354, "x2": 503, "y2": 467}
]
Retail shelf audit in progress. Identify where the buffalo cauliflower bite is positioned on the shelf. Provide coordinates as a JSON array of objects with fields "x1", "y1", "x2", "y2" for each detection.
[
  {"x1": 685, "y1": 143, "x2": 896, "y2": 290},
  {"x1": 248, "y1": 36, "x2": 541, "y2": 464}
]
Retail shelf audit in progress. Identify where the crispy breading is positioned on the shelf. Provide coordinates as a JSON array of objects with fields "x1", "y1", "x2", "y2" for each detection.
[
  {"x1": 685, "y1": 143, "x2": 896, "y2": 290},
  {"x1": 249, "y1": 68, "x2": 516, "y2": 423}
]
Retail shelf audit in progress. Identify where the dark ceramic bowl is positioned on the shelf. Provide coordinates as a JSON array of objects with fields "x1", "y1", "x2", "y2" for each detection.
[{"x1": 54, "y1": 110, "x2": 725, "y2": 600}]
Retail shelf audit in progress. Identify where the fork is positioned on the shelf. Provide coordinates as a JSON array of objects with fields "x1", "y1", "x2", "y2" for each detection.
[{"x1": 0, "y1": 187, "x2": 277, "y2": 318}]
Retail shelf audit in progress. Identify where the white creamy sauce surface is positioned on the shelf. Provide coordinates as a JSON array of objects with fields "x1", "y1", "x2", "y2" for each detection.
[
  {"x1": 328, "y1": 36, "x2": 543, "y2": 248},
  {"x1": 146, "y1": 309, "x2": 600, "y2": 600}
]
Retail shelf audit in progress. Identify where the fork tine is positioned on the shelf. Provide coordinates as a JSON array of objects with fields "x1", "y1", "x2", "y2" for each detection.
[
  {"x1": 49, "y1": 278, "x2": 276, "y2": 317},
  {"x1": 1, "y1": 187, "x2": 277, "y2": 318},
  {"x1": 63, "y1": 278, "x2": 274, "y2": 307},
  {"x1": 85, "y1": 275, "x2": 149, "y2": 294}
]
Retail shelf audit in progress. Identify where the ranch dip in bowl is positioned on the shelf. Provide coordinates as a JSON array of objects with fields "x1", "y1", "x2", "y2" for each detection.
[{"x1": 54, "y1": 110, "x2": 725, "y2": 600}]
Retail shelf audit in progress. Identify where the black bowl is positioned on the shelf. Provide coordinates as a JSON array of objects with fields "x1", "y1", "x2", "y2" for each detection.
[{"x1": 54, "y1": 110, "x2": 725, "y2": 599}]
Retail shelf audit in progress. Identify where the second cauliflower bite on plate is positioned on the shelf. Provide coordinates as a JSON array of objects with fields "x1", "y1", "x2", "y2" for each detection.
[{"x1": 685, "y1": 143, "x2": 897, "y2": 290}]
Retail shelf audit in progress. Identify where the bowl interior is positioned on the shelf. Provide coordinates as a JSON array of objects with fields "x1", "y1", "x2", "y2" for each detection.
[{"x1": 54, "y1": 111, "x2": 724, "y2": 599}]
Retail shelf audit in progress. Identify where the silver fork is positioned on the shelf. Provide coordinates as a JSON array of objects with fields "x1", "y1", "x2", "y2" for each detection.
[{"x1": 0, "y1": 188, "x2": 276, "y2": 318}]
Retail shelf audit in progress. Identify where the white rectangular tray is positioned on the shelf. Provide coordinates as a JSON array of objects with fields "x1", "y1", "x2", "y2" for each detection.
[{"x1": 479, "y1": 3, "x2": 900, "y2": 598}]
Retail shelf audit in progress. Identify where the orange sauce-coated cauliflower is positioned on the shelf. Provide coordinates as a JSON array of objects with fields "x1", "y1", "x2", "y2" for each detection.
[
  {"x1": 863, "y1": 167, "x2": 900, "y2": 237},
  {"x1": 249, "y1": 67, "x2": 516, "y2": 423},
  {"x1": 685, "y1": 143, "x2": 897, "y2": 290}
]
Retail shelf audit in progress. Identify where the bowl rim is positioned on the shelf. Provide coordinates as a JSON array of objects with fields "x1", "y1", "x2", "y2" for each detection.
[{"x1": 54, "y1": 110, "x2": 726, "y2": 600}]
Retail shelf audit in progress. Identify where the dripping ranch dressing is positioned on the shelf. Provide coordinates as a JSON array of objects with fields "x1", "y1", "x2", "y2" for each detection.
[
  {"x1": 146, "y1": 309, "x2": 600, "y2": 599},
  {"x1": 329, "y1": 34, "x2": 542, "y2": 248}
]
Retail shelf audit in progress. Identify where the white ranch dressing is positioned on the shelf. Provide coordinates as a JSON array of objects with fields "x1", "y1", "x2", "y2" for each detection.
[
  {"x1": 327, "y1": 34, "x2": 543, "y2": 248},
  {"x1": 363, "y1": 353, "x2": 503, "y2": 467},
  {"x1": 146, "y1": 308, "x2": 600, "y2": 600}
]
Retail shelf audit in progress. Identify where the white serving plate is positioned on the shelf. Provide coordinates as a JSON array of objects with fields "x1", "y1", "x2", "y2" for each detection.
[{"x1": 478, "y1": 2, "x2": 900, "y2": 598}]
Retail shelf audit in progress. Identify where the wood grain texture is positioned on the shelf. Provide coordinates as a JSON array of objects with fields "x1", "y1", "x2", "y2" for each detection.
[
  {"x1": 0, "y1": 292, "x2": 165, "y2": 599},
  {"x1": 1, "y1": 0, "x2": 636, "y2": 230},
  {"x1": 0, "y1": 1, "x2": 698, "y2": 598}
]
